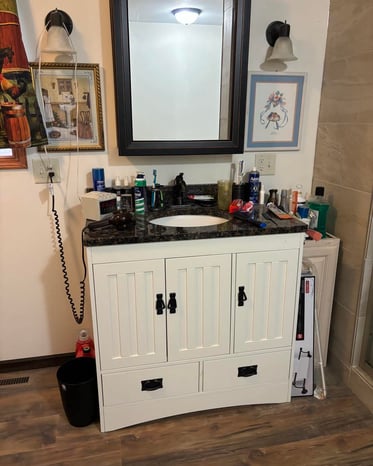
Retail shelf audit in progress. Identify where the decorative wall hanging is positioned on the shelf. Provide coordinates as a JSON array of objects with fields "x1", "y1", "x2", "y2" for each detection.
[
  {"x1": 245, "y1": 72, "x2": 305, "y2": 151},
  {"x1": 0, "y1": 0, "x2": 48, "y2": 168},
  {"x1": 30, "y1": 62, "x2": 105, "y2": 152}
]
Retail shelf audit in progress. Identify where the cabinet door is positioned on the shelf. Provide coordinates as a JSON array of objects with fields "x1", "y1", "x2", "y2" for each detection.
[
  {"x1": 235, "y1": 250, "x2": 299, "y2": 352},
  {"x1": 166, "y1": 254, "x2": 231, "y2": 361},
  {"x1": 93, "y1": 259, "x2": 166, "y2": 370},
  {"x1": 303, "y1": 238, "x2": 340, "y2": 365}
]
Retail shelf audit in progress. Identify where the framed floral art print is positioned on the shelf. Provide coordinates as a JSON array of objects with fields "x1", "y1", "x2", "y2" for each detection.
[{"x1": 245, "y1": 72, "x2": 306, "y2": 151}]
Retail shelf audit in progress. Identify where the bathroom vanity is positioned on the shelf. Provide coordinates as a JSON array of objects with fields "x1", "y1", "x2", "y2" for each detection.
[{"x1": 83, "y1": 207, "x2": 307, "y2": 432}]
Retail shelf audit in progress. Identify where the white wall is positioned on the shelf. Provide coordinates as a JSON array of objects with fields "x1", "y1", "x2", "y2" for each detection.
[{"x1": 0, "y1": 0, "x2": 329, "y2": 361}]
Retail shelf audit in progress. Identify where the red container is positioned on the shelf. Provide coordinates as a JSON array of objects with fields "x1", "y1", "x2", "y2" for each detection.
[{"x1": 75, "y1": 330, "x2": 95, "y2": 358}]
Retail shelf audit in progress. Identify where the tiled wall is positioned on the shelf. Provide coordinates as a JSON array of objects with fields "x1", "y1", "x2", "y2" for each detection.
[{"x1": 313, "y1": 0, "x2": 373, "y2": 393}]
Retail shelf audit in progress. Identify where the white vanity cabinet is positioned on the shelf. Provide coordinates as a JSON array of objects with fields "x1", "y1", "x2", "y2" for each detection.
[
  {"x1": 86, "y1": 233, "x2": 304, "y2": 432},
  {"x1": 93, "y1": 254, "x2": 231, "y2": 370}
]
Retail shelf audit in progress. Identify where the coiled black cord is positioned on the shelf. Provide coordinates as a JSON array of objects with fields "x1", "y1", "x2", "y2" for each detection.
[{"x1": 49, "y1": 175, "x2": 86, "y2": 324}]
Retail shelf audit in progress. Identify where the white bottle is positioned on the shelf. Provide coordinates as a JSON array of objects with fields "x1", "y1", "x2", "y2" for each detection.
[{"x1": 259, "y1": 183, "x2": 265, "y2": 205}]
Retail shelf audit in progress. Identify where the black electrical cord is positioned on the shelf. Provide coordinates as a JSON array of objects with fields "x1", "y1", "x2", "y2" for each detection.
[{"x1": 49, "y1": 172, "x2": 86, "y2": 324}]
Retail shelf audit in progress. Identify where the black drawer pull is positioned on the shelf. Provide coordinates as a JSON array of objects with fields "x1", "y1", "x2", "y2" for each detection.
[
  {"x1": 167, "y1": 292, "x2": 177, "y2": 314},
  {"x1": 238, "y1": 286, "x2": 247, "y2": 306},
  {"x1": 155, "y1": 293, "x2": 166, "y2": 315},
  {"x1": 238, "y1": 365, "x2": 258, "y2": 378},
  {"x1": 141, "y1": 378, "x2": 163, "y2": 391}
]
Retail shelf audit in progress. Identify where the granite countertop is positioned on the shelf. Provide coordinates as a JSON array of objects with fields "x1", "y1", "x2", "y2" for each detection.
[{"x1": 82, "y1": 203, "x2": 308, "y2": 247}]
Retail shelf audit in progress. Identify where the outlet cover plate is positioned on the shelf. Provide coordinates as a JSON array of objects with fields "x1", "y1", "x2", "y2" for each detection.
[
  {"x1": 32, "y1": 159, "x2": 61, "y2": 183},
  {"x1": 255, "y1": 153, "x2": 276, "y2": 175}
]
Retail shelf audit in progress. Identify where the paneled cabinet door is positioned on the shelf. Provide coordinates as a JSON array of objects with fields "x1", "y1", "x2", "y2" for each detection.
[
  {"x1": 93, "y1": 259, "x2": 167, "y2": 370},
  {"x1": 166, "y1": 254, "x2": 231, "y2": 361},
  {"x1": 234, "y1": 249, "x2": 299, "y2": 353}
]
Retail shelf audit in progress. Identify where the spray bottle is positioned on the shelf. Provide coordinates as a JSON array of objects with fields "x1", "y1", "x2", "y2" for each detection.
[
  {"x1": 248, "y1": 166, "x2": 260, "y2": 203},
  {"x1": 75, "y1": 329, "x2": 95, "y2": 358}
]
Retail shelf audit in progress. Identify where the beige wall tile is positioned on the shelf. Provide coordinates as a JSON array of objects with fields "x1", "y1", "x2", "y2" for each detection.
[
  {"x1": 349, "y1": 368, "x2": 373, "y2": 413},
  {"x1": 333, "y1": 249, "x2": 363, "y2": 314},
  {"x1": 328, "y1": 0, "x2": 373, "y2": 59},
  {"x1": 310, "y1": 181, "x2": 371, "y2": 255},
  {"x1": 314, "y1": 125, "x2": 373, "y2": 193},
  {"x1": 329, "y1": 301, "x2": 356, "y2": 363},
  {"x1": 318, "y1": 68, "x2": 373, "y2": 124}
]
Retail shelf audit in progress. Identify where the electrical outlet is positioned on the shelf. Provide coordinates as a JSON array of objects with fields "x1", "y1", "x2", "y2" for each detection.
[
  {"x1": 255, "y1": 153, "x2": 276, "y2": 175},
  {"x1": 32, "y1": 159, "x2": 61, "y2": 183}
]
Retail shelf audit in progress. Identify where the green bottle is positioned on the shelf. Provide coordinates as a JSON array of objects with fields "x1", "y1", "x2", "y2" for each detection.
[
  {"x1": 307, "y1": 186, "x2": 329, "y2": 238},
  {"x1": 134, "y1": 172, "x2": 147, "y2": 214}
]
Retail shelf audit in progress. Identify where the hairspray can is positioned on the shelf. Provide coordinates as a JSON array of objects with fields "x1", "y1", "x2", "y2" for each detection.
[{"x1": 248, "y1": 167, "x2": 260, "y2": 203}]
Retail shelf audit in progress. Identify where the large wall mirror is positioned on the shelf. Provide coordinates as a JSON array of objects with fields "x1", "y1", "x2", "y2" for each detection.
[{"x1": 110, "y1": 0, "x2": 251, "y2": 156}]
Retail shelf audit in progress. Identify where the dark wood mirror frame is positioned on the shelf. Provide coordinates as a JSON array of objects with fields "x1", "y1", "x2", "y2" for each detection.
[
  {"x1": 0, "y1": 148, "x2": 27, "y2": 169},
  {"x1": 110, "y1": 0, "x2": 251, "y2": 156}
]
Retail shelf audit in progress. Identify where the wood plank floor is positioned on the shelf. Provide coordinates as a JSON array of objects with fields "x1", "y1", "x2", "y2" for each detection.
[{"x1": 0, "y1": 365, "x2": 372, "y2": 465}]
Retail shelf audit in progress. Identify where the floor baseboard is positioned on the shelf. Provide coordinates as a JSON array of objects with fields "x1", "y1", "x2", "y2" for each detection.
[{"x1": 0, "y1": 353, "x2": 75, "y2": 373}]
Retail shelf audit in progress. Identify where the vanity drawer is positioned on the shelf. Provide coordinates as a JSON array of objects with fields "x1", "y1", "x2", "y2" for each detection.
[
  {"x1": 203, "y1": 350, "x2": 290, "y2": 392},
  {"x1": 102, "y1": 362, "x2": 199, "y2": 406}
]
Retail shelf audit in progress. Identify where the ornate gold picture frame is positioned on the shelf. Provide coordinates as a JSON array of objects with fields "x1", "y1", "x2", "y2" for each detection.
[{"x1": 30, "y1": 62, "x2": 105, "y2": 152}]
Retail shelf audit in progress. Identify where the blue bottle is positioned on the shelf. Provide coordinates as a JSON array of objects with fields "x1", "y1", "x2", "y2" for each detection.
[{"x1": 248, "y1": 167, "x2": 260, "y2": 203}]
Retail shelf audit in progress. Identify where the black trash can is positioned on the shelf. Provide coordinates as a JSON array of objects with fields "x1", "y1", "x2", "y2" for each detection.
[{"x1": 56, "y1": 357, "x2": 99, "y2": 427}]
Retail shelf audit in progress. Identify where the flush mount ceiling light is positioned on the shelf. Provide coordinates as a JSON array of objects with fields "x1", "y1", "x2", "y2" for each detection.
[
  {"x1": 42, "y1": 8, "x2": 76, "y2": 56},
  {"x1": 172, "y1": 7, "x2": 202, "y2": 25},
  {"x1": 260, "y1": 20, "x2": 297, "y2": 71}
]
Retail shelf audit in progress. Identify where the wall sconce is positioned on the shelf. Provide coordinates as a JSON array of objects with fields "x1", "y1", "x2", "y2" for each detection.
[
  {"x1": 42, "y1": 9, "x2": 76, "y2": 57},
  {"x1": 260, "y1": 20, "x2": 297, "y2": 72},
  {"x1": 171, "y1": 8, "x2": 202, "y2": 25}
]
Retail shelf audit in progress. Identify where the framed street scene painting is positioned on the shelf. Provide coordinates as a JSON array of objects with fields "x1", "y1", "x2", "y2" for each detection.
[{"x1": 30, "y1": 62, "x2": 104, "y2": 151}]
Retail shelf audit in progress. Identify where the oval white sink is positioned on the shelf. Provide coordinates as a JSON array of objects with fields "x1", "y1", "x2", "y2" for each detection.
[{"x1": 150, "y1": 215, "x2": 229, "y2": 228}]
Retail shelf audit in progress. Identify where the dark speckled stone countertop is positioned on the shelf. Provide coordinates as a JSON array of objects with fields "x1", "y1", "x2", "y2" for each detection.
[{"x1": 83, "y1": 203, "x2": 307, "y2": 247}]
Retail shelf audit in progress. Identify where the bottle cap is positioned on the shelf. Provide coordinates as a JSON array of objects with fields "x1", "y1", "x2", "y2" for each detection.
[
  {"x1": 79, "y1": 329, "x2": 89, "y2": 342},
  {"x1": 315, "y1": 186, "x2": 324, "y2": 196}
]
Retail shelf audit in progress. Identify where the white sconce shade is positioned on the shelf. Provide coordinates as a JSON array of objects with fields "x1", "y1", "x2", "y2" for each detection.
[
  {"x1": 262, "y1": 20, "x2": 297, "y2": 68},
  {"x1": 42, "y1": 26, "x2": 75, "y2": 55},
  {"x1": 260, "y1": 47, "x2": 287, "y2": 72},
  {"x1": 42, "y1": 9, "x2": 76, "y2": 56},
  {"x1": 172, "y1": 8, "x2": 202, "y2": 25},
  {"x1": 268, "y1": 36, "x2": 297, "y2": 62}
]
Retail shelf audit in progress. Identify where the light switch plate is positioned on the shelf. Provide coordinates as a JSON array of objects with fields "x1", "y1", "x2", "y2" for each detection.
[
  {"x1": 32, "y1": 159, "x2": 61, "y2": 183},
  {"x1": 255, "y1": 153, "x2": 276, "y2": 175}
]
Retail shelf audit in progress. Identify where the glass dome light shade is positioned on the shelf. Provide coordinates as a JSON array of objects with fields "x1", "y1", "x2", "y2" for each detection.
[
  {"x1": 268, "y1": 36, "x2": 297, "y2": 62},
  {"x1": 42, "y1": 25, "x2": 76, "y2": 55},
  {"x1": 172, "y1": 8, "x2": 202, "y2": 25}
]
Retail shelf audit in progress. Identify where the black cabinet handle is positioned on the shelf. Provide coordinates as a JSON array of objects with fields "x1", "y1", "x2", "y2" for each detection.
[
  {"x1": 141, "y1": 378, "x2": 163, "y2": 391},
  {"x1": 167, "y1": 292, "x2": 177, "y2": 314},
  {"x1": 238, "y1": 286, "x2": 247, "y2": 306},
  {"x1": 155, "y1": 293, "x2": 166, "y2": 315},
  {"x1": 238, "y1": 365, "x2": 258, "y2": 377}
]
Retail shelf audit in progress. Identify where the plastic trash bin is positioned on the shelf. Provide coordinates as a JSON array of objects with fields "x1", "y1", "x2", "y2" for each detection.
[{"x1": 56, "y1": 357, "x2": 99, "y2": 427}]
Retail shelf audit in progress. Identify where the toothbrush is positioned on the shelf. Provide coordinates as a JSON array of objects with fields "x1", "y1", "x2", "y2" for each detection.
[
  {"x1": 151, "y1": 169, "x2": 157, "y2": 208},
  {"x1": 239, "y1": 160, "x2": 244, "y2": 184}
]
